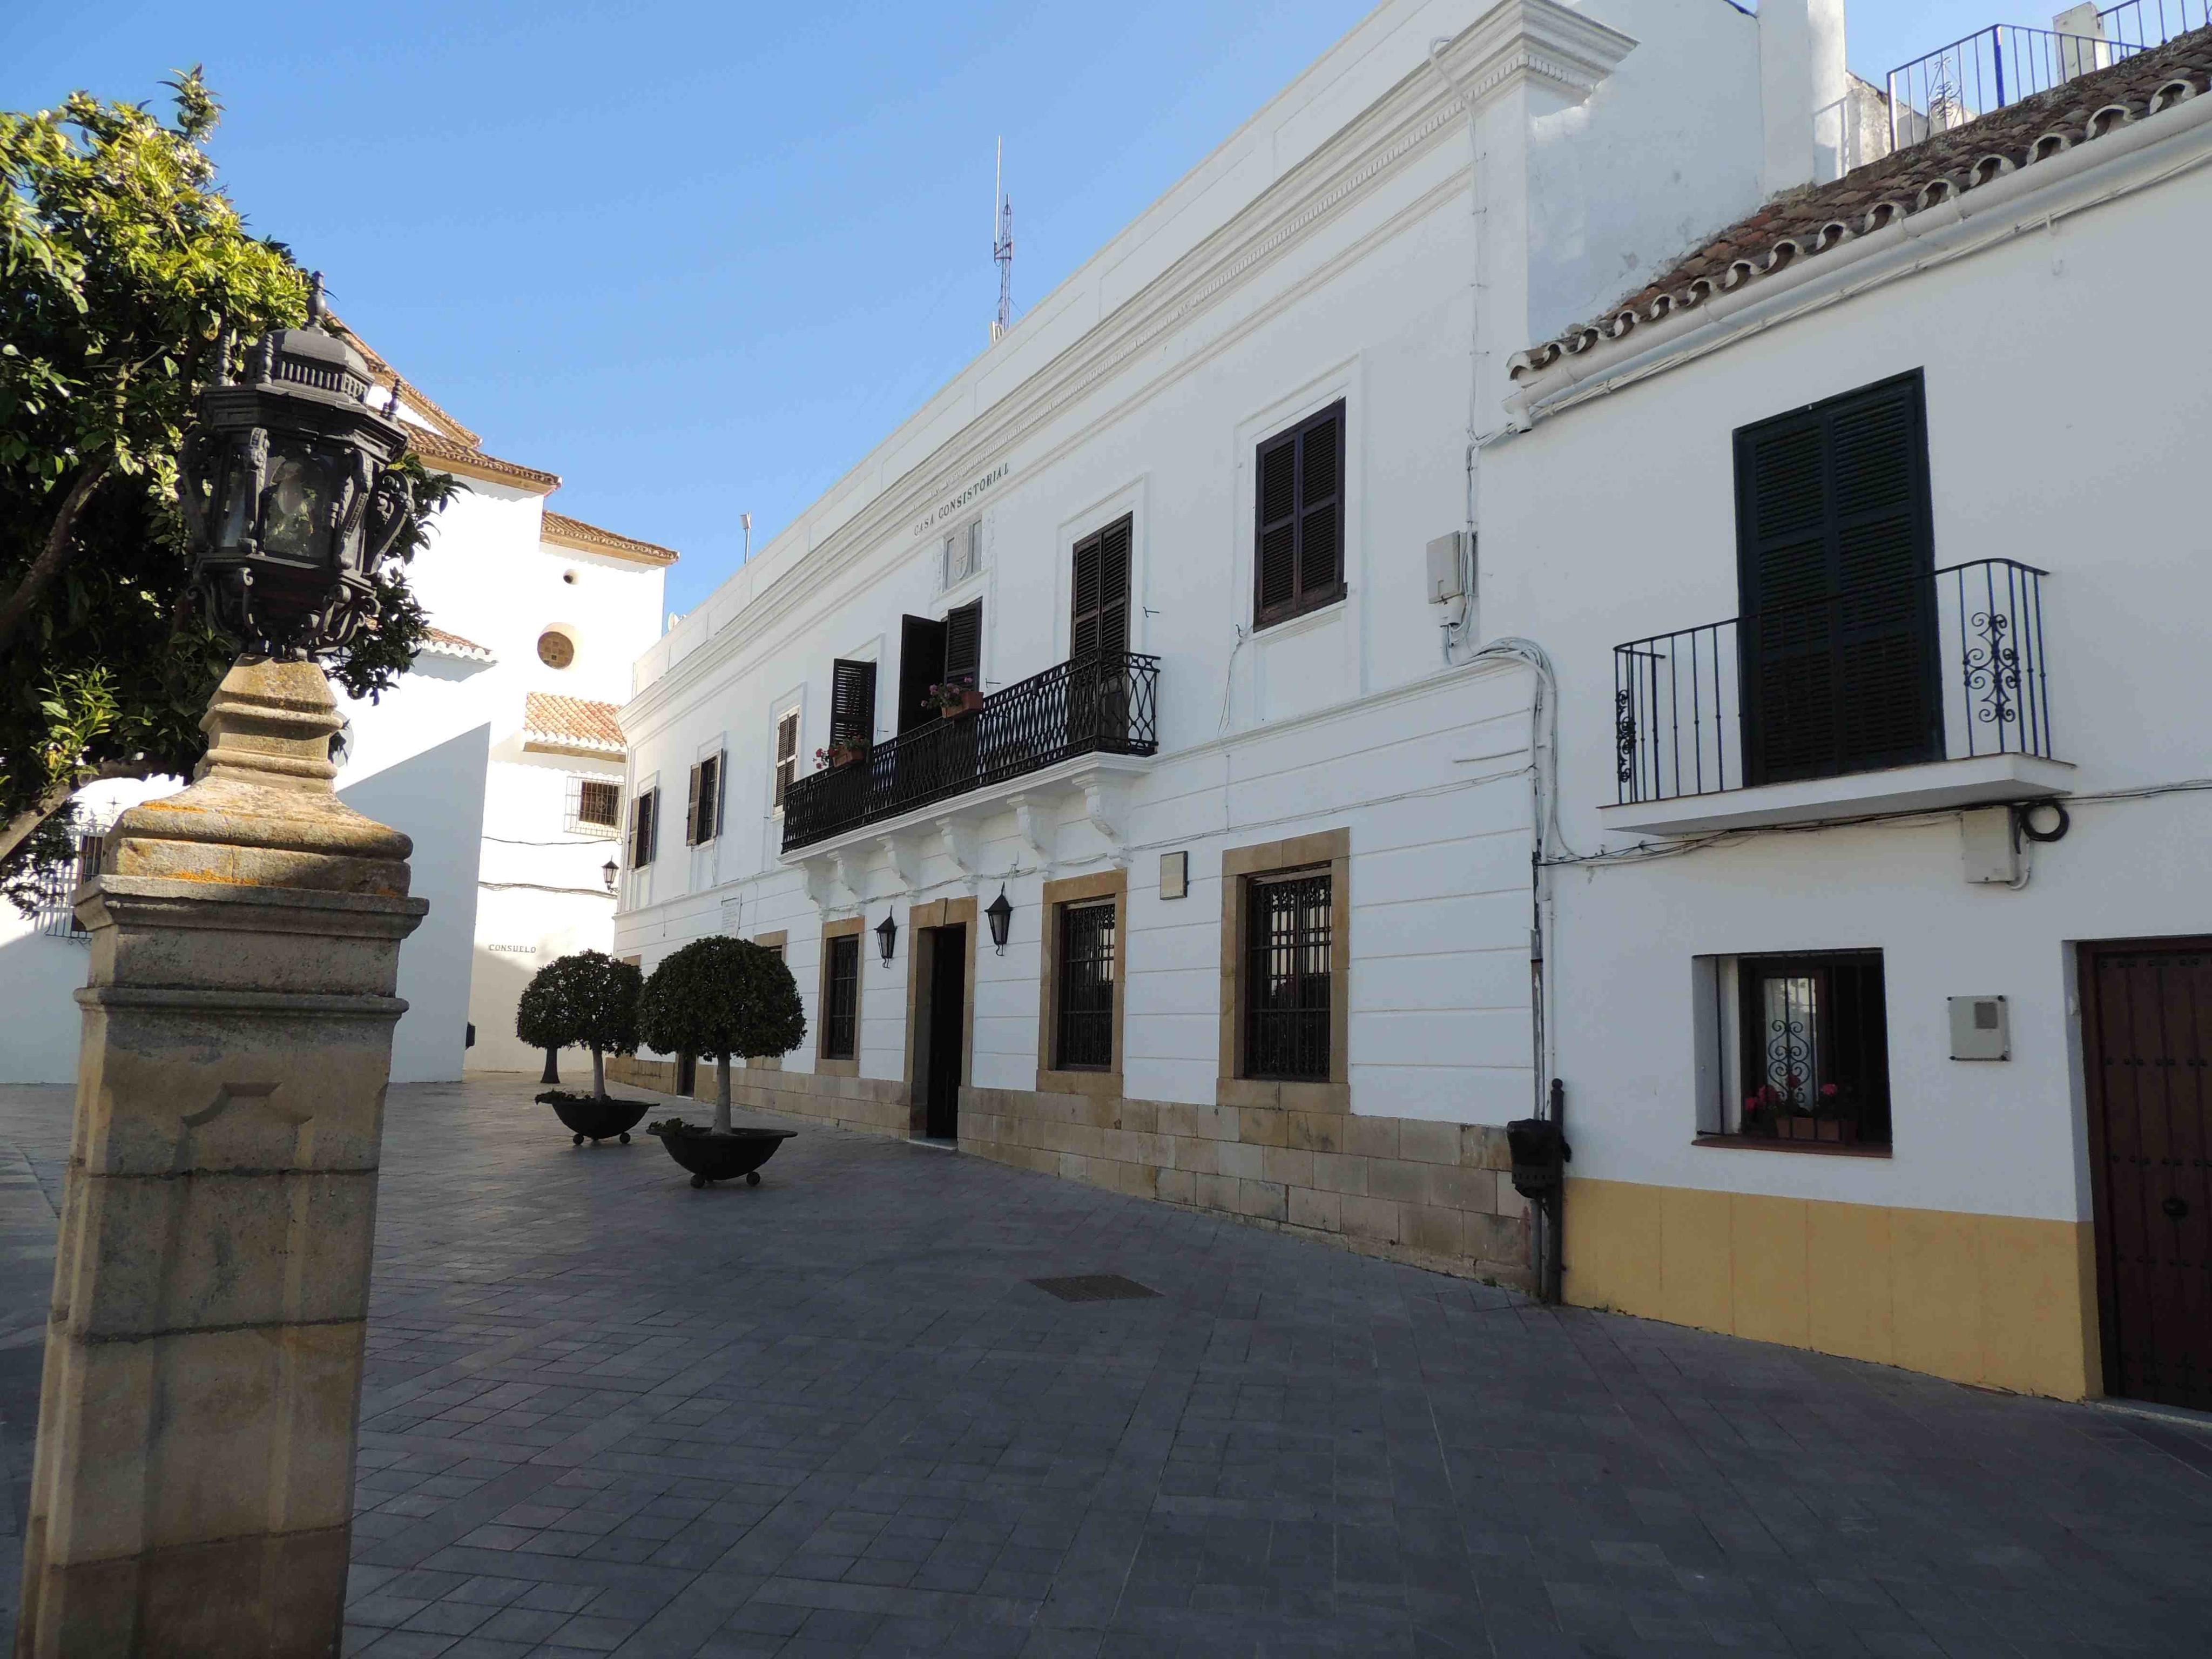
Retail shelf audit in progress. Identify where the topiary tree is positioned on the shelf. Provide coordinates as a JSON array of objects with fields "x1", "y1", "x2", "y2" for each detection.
[
  {"x1": 514, "y1": 950, "x2": 640, "y2": 1100},
  {"x1": 637, "y1": 938, "x2": 807, "y2": 1133},
  {"x1": 514, "y1": 967, "x2": 565, "y2": 1085}
]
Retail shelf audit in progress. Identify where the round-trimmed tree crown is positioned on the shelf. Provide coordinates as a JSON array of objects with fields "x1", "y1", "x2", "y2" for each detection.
[
  {"x1": 637, "y1": 937, "x2": 806, "y2": 1062},
  {"x1": 514, "y1": 949, "x2": 641, "y2": 1055}
]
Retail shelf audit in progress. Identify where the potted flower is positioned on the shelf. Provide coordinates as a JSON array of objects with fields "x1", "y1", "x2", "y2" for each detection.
[
  {"x1": 815, "y1": 741, "x2": 868, "y2": 770},
  {"x1": 1811, "y1": 1081, "x2": 1861, "y2": 1144},
  {"x1": 925, "y1": 678, "x2": 985, "y2": 718},
  {"x1": 638, "y1": 938, "x2": 808, "y2": 1188},
  {"x1": 519, "y1": 950, "x2": 649, "y2": 1144}
]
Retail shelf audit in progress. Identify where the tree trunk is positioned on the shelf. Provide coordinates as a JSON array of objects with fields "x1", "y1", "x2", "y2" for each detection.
[
  {"x1": 540, "y1": 1047, "x2": 559, "y2": 1085},
  {"x1": 0, "y1": 760, "x2": 155, "y2": 868},
  {"x1": 591, "y1": 1046, "x2": 606, "y2": 1100},
  {"x1": 0, "y1": 462, "x2": 109, "y2": 658},
  {"x1": 715, "y1": 1054, "x2": 732, "y2": 1134}
]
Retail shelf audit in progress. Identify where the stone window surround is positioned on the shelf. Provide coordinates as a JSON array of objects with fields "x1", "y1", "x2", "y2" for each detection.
[
  {"x1": 1219, "y1": 828, "x2": 1351, "y2": 1112},
  {"x1": 902, "y1": 896, "x2": 979, "y2": 1134},
  {"x1": 1035, "y1": 868, "x2": 1128, "y2": 1098},
  {"x1": 817, "y1": 916, "x2": 864, "y2": 1077},
  {"x1": 748, "y1": 930, "x2": 787, "y2": 1071}
]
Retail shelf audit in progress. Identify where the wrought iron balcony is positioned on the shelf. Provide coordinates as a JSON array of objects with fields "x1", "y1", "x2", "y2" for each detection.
[
  {"x1": 1613, "y1": 558, "x2": 2054, "y2": 810},
  {"x1": 781, "y1": 650, "x2": 1159, "y2": 852}
]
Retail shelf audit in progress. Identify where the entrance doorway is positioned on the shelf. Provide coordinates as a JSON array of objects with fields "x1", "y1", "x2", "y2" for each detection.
[
  {"x1": 918, "y1": 924, "x2": 968, "y2": 1141},
  {"x1": 2080, "y1": 938, "x2": 2212, "y2": 1410}
]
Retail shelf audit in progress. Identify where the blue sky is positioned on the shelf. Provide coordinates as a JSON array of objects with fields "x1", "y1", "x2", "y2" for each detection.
[{"x1": 6, "y1": 0, "x2": 2015, "y2": 617}]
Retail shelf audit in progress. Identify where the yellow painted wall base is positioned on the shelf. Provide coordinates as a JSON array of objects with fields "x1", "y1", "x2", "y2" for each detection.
[{"x1": 1564, "y1": 1177, "x2": 2101, "y2": 1399}]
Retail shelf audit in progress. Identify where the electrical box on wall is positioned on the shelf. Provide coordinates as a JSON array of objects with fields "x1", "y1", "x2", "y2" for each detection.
[
  {"x1": 1948, "y1": 996, "x2": 2011, "y2": 1060},
  {"x1": 1426, "y1": 532, "x2": 1468, "y2": 603},
  {"x1": 1159, "y1": 850, "x2": 1189, "y2": 901},
  {"x1": 1959, "y1": 809, "x2": 2020, "y2": 884}
]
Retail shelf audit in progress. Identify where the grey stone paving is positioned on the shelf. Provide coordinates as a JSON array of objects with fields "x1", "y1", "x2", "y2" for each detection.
[{"x1": 2, "y1": 1076, "x2": 2210, "y2": 1657}]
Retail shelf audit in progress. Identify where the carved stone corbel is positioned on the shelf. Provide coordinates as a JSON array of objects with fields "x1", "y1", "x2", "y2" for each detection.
[
  {"x1": 1008, "y1": 793, "x2": 1055, "y2": 874},
  {"x1": 832, "y1": 847, "x2": 871, "y2": 906},
  {"x1": 1080, "y1": 774, "x2": 1131, "y2": 861},
  {"x1": 938, "y1": 816, "x2": 983, "y2": 888},
  {"x1": 879, "y1": 832, "x2": 922, "y2": 892},
  {"x1": 801, "y1": 857, "x2": 837, "y2": 911}
]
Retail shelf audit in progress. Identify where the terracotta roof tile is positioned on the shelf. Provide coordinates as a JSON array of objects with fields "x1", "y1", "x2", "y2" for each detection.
[
  {"x1": 1512, "y1": 26, "x2": 2212, "y2": 382},
  {"x1": 541, "y1": 510, "x2": 680, "y2": 567},
  {"x1": 407, "y1": 427, "x2": 563, "y2": 493},
  {"x1": 420, "y1": 626, "x2": 495, "y2": 662},
  {"x1": 523, "y1": 692, "x2": 625, "y2": 754}
]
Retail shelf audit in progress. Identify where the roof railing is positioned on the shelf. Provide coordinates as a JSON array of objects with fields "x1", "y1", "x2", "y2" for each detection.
[{"x1": 1885, "y1": 3, "x2": 2208, "y2": 154}]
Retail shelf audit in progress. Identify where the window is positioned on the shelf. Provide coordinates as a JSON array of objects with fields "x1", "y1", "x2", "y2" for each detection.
[
  {"x1": 1254, "y1": 400, "x2": 1345, "y2": 629},
  {"x1": 1736, "y1": 372, "x2": 1938, "y2": 786},
  {"x1": 821, "y1": 933, "x2": 860, "y2": 1061},
  {"x1": 566, "y1": 775, "x2": 621, "y2": 838},
  {"x1": 627, "y1": 787, "x2": 658, "y2": 869},
  {"x1": 1244, "y1": 870, "x2": 1333, "y2": 1081},
  {"x1": 944, "y1": 519, "x2": 982, "y2": 588},
  {"x1": 772, "y1": 709, "x2": 800, "y2": 808},
  {"x1": 1723, "y1": 952, "x2": 1892, "y2": 1148},
  {"x1": 1054, "y1": 901, "x2": 1117, "y2": 1071},
  {"x1": 898, "y1": 602, "x2": 983, "y2": 734},
  {"x1": 1070, "y1": 516, "x2": 1131, "y2": 660},
  {"x1": 830, "y1": 659, "x2": 876, "y2": 755},
  {"x1": 537, "y1": 628, "x2": 575, "y2": 669},
  {"x1": 685, "y1": 751, "x2": 725, "y2": 845}
]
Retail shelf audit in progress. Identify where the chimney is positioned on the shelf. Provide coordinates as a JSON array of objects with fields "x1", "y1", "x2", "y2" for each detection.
[{"x1": 1762, "y1": 0, "x2": 1849, "y2": 195}]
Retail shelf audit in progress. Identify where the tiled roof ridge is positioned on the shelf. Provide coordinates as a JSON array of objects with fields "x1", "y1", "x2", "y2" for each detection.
[
  {"x1": 1509, "y1": 27, "x2": 2212, "y2": 384},
  {"x1": 523, "y1": 691, "x2": 626, "y2": 752},
  {"x1": 541, "y1": 510, "x2": 680, "y2": 566},
  {"x1": 420, "y1": 626, "x2": 496, "y2": 662},
  {"x1": 406, "y1": 426, "x2": 563, "y2": 491}
]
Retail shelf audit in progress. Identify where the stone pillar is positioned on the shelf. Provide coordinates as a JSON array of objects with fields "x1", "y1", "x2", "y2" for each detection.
[{"x1": 15, "y1": 659, "x2": 426, "y2": 1658}]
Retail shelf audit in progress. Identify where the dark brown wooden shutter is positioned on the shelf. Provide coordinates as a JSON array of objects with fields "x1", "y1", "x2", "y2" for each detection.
[
  {"x1": 684, "y1": 763, "x2": 703, "y2": 846},
  {"x1": 1255, "y1": 401, "x2": 1344, "y2": 628},
  {"x1": 1069, "y1": 517, "x2": 1128, "y2": 660},
  {"x1": 830, "y1": 659, "x2": 876, "y2": 751},
  {"x1": 1256, "y1": 436, "x2": 1297, "y2": 621},
  {"x1": 629, "y1": 787, "x2": 658, "y2": 867},
  {"x1": 944, "y1": 599, "x2": 982, "y2": 683},
  {"x1": 1736, "y1": 372, "x2": 1937, "y2": 786},
  {"x1": 898, "y1": 615, "x2": 948, "y2": 734},
  {"x1": 711, "y1": 750, "x2": 726, "y2": 839}
]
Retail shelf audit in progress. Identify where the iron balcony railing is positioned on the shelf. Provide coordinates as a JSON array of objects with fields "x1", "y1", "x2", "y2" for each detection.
[
  {"x1": 781, "y1": 649, "x2": 1160, "y2": 852},
  {"x1": 1613, "y1": 558, "x2": 2053, "y2": 807},
  {"x1": 1885, "y1": 3, "x2": 2208, "y2": 153}
]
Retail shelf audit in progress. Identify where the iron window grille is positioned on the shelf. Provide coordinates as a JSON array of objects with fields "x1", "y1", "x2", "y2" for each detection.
[
  {"x1": 32, "y1": 828, "x2": 107, "y2": 942},
  {"x1": 821, "y1": 934, "x2": 860, "y2": 1061},
  {"x1": 1734, "y1": 952, "x2": 1891, "y2": 1147},
  {"x1": 565, "y1": 775, "x2": 621, "y2": 838},
  {"x1": 1244, "y1": 870, "x2": 1332, "y2": 1082},
  {"x1": 1054, "y1": 899, "x2": 1117, "y2": 1071},
  {"x1": 773, "y1": 710, "x2": 800, "y2": 810},
  {"x1": 1254, "y1": 401, "x2": 1345, "y2": 629}
]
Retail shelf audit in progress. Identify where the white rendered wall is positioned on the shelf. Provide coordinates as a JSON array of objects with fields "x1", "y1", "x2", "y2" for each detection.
[
  {"x1": 1480, "y1": 164, "x2": 2212, "y2": 1225},
  {"x1": 614, "y1": 0, "x2": 1780, "y2": 1118}
]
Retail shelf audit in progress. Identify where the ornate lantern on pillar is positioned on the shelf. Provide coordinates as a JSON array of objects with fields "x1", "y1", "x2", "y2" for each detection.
[{"x1": 178, "y1": 274, "x2": 414, "y2": 658}]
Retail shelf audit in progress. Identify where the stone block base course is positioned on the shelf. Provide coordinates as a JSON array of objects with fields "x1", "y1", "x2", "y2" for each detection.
[{"x1": 606, "y1": 1057, "x2": 1530, "y2": 1287}]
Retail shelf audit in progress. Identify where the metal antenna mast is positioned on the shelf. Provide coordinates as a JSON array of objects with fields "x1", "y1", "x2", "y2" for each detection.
[{"x1": 990, "y1": 137, "x2": 1014, "y2": 343}]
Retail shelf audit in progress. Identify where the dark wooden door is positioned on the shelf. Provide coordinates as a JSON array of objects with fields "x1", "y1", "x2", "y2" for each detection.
[
  {"x1": 898, "y1": 616, "x2": 947, "y2": 736},
  {"x1": 925, "y1": 925, "x2": 967, "y2": 1140},
  {"x1": 2081, "y1": 938, "x2": 2212, "y2": 1409}
]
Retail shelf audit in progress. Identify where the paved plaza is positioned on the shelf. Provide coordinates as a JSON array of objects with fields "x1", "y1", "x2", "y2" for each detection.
[{"x1": 2, "y1": 1077, "x2": 2209, "y2": 1656}]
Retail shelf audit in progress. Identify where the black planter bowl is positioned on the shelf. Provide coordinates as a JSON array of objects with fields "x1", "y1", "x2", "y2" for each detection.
[
  {"x1": 648, "y1": 1122, "x2": 797, "y2": 1188},
  {"x1": 537, "y1": 1091, "x2": 650, "y2": 1146}
]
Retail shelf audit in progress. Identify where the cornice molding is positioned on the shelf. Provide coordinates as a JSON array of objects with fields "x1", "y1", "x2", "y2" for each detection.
[
  {"x1": 629, "y1": 7, "x2": 1581, "y2": 730},
  {"x1": 1432, "y1": 0, "x2": 1636, "y2": 107}
]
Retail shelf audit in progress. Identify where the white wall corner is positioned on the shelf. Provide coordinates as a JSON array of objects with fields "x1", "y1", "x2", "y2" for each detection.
[
  {"x1": 1432, "y1": 0, "x2": 1638, "y2": 111},
  {"x1": 1762, "y1": 0, "x2": 1850, "y2": 195}
]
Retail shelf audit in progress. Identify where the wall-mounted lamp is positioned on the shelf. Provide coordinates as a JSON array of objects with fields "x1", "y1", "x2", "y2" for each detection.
[
  {"x1": 986, "y1": 884, "x2": 1013, "y2": 955},
  {"x1": 876, "y1": 911, "x2": 899, "y2": 966},
  {"x1": 602, "y1": 858, "x2": 619, "y2": 893}
]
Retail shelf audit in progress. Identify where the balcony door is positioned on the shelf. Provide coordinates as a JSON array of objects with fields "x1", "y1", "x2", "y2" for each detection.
[
  {"x1": 1736, "y1": 372, "x2": 1941, "y2": 786},
  {"x1": 1070, "y1": 516, "x2": 1132, "y2": 748}
]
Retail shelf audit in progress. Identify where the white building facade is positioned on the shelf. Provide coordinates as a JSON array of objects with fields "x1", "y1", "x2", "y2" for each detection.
[
  {"x1": 613, "y1": 0, "x2": 1831, "y2": 1289},
  {"x1": 0, "y1": 345, "x2": 672, "y2": 1085},
  {"x1": 1485, "y1": 26, "x2": 2212, "y2": 1402}
]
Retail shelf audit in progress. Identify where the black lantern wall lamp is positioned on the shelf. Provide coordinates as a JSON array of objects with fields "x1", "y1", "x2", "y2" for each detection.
[
  {"x1": 602, "y1": 859, "x2": 619, "y2": 893},
  {"x1": 875, "y1": 911, "x2": 898, "y2": 966},
  {"x1": 986, "y1": 885, "x2": 1013, "y2": 955},
  {"x1": 178, "y1": 274, "x2": 415, "y2": 659}
]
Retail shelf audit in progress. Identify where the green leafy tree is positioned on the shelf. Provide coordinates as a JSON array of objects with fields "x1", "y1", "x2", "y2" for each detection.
[
  {"x1": 637, "y1": 938, "x2": 807, "y2": 1132},
  {"x1": 515, "y1": 950, "x2": 641, "y2": 1100},
  {"x1": 0, "y1": 70, "x2": 456, "y2": 884}
]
